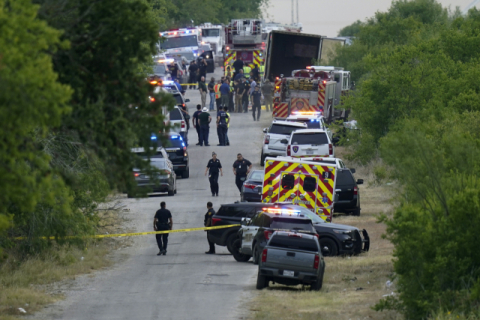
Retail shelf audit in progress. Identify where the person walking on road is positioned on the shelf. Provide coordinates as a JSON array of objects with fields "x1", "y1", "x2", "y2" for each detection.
[
  {"x1": 204, "y1": 202, "x2": 216, "y2": 254},
  {"x1": 225, "y1": 109, "x2": 231, "y2": 146},
  {"x1": 153, "y1": 201, "x2": 173, "y2": 256},
  {"x1": 220, "y1": 79, "x2": 230, "y2": 108},
  {"x1": 251, "y1": 85, "x2": 262, "y2": 121},
  {"x1": 216, "y1": 106, "x2": 229, "y2": 146},
  {"x1": 208, "y1": 77, "x2": 215, "y2": 111},
  {"x1": 205, "y1": 152, "x2": 223, "y2": 197},
  {"x1": 242, "y1": 78, "x2": 250, "y2": 113},
  {"x1": 198, "y1": 76, "x2": 207, "y2": 108},
  {"x1": 198, "y1": 107, "x2": 211, "y2": 146},
  {"x1": 188, "y1": 60, "x2": 198, "y2": 89},
  {"x1": 192, "y1": 105, "x2": 202, "y2": 145},
  {"x1": 232, "y1": 153, "x2": 252, "y2": 195},
  {"x1": 262, "y1": 79, "x2": 274, "y2": 112}
]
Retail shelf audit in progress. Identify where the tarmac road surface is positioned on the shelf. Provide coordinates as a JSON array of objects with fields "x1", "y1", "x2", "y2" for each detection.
[{"x1": 35, "y1": 69, "x2": 274, "y2": 320}]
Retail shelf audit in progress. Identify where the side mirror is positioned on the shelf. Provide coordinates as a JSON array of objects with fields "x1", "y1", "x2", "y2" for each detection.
[
  {"x1": 280, "y1": 139, "x2": 288, "y2": 144},
  {"x1": 185, "y1": 99, "x2": 190, "y2": 102},
  {"x1": 326, "y1": 217, "x2": 331, "y2": 223},
  {"x1": 263, "y1": 128, "x2": 268, "y2": 133},
  {"x1": 350, "y1": 168, "x2": 356, "y2": 174},
  {"x1": 332, "y1": 137, "x2": 340, "y2": 144},
  {"x1": 356, "y1": 179, "x2": 364, "y2": 185}
]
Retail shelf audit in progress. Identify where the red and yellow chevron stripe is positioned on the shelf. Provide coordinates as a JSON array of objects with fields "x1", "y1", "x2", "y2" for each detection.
[
  {"x1": 224, "y1": 50, "x2": 235, "y2": 69},
  {"x1": 317, "y1": 82, "x2": 326, "y2": 108},
  {"x1": 261, "y1": 159, "x2": 336, "y2": 221},
  {"x1": 273, "y1": 102, "x2": 288, "y2": 117}
]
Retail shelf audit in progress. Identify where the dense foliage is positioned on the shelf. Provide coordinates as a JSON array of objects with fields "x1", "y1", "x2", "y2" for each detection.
[{"x1": 331, "y1": 0, "x2": 480, "y2": 318}]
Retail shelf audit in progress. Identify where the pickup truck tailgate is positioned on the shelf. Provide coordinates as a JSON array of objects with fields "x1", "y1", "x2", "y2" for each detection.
[{"x1": 265, "y1": 248, "x2": 315, "y2": 271}]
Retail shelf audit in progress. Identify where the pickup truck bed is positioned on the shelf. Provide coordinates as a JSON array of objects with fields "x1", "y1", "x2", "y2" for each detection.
[{"x1": 257, "y1": 231, "x2": 325, "y2": 291}]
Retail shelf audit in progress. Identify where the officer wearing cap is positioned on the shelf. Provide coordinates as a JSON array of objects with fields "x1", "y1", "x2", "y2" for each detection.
[
  {"x1": 204, "y1": 202, "x2": 216, "y2": 254},
  {"x1": 205, "y1": 152, "x2": 223, "y2": 196},
  {"x1": 232, "y1": 153, "x2": 252, "y2": 195}
]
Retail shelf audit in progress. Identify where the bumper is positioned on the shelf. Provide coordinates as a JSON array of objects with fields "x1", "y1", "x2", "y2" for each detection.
[
  {"x1": 334, "y1": 197, "x2": 358, "y2": 213},
  {"x1": 172, "y1": 163, "x2": 188, "y2": 172},
  {"x1": 259, "y1": 267, "x2": 320, "y2": 284},
  {"x1": 242, "y1": 191, "x2": 262, "y2": 202},
  {"x1": 137, "y1": 182, "x2": 171, "y2": 193},
  {"x1": 351, "y1": 229, "x2": 370, "y2": 254},
  {"x1": 263, "y1": 146, "x2": 286, "y2": 157}
]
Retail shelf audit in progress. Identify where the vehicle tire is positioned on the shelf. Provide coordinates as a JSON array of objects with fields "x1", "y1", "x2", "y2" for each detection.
[
  {"x1": 310, "y1": 273, "x2": 324, "y2": 291},
  {"x1": 182, "y1": 169, "x2": 189, "y2": 179},
  {"x1": 352, "y1": 207, "x2": 360, "y2": 216},
  {"x1": 256, "y1": 272, "x2": 268, "y2": 290},
  {"x1": 226, "y1": 233, "x2": 237, "y2": 254},
  {"x1": 168, "y1": 188, "x2": 174, "y2": 196},
  {"x1": 319, "y1": 238, "x2": 338, "y2": 257},
  {"x1": 232, "y1": 239, "x2": 251, "y2": 262},
  {"x1": 252, "y1": 243, "x2": 260, "y2": 265},
  {"x1": 260, "y1": 152, "x2": 266, "y2": 167}
]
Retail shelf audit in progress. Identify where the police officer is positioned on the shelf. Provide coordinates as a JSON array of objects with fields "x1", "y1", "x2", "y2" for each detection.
[
  {"x1": 205, "y1": 152, "x2": 223, "y2": 196},
  {"x1": 217, "y1": 106, "x2": 229, "y2": 146},
  {"x1": 232, "y1": 153, "x2": 253, "y2": 195},
  {"x1": 204, "y1": 202, "x2": 216, "y2": 254},
  {"x1": 153, "y1": 201, "x2": 173, "y2": 256}
]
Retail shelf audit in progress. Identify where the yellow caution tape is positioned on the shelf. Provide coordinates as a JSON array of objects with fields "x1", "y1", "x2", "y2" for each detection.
[
  {"x1": 180, "y1": 83, "x2": 199, "y2": 86},
  {"x1": 14, "y1": 224, "x2": 241, "y2": 240}
]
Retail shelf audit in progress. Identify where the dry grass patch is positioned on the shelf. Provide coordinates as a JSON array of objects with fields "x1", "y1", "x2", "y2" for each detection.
[
  {"x1": 249, "y1": 155, "x2": 402, "y2": 320},
  {"x1": 0, "y1": 207, "x2": 130, "y2": 320}
]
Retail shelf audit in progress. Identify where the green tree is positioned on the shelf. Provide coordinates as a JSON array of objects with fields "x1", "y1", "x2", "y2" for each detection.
[
  {"x1": 0, "y1": 0, "x2": 72, "y2": 240},
  {"x1": 337, "y1": 20, "x2": 363, "y2": 37}
]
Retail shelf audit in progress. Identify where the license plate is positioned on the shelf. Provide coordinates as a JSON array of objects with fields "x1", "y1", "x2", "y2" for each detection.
[
  {"x1": 306, "y1": 150, "x2": 314, "y2": 155},
  {"x1": 283, "y1": 270, "x2": 294, "y2": 277}
]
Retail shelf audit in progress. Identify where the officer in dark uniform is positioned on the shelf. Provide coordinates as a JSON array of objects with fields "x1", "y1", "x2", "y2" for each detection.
[
  {"x1": 232, "y1": 153, "x2": 253, "y2": 195},
  {"x1": 216, "y1": 106, "x2": 229, "y2": 146},
  {"x1": 153, "y1": 201, "x2": 173, "y2": 256},
  {"x1": 204, "y1": 202, "x2": 216, "y2": 254},
  {"x1": 205, "y1": 152, "x2": 223, "y2": 196}
]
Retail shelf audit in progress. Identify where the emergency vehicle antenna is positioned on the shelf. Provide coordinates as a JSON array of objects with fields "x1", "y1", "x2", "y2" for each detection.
[
  {"x1": 296, "y1": 0, "x2": 299, "y2": 24},
  {"x1": 291, "y1": 0, "x2": 294, "y2": 24}
]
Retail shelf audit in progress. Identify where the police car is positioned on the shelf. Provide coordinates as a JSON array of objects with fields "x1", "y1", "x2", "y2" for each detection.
[
  {"x1": 154, "y1": 132, "x2": 190, "y2": 179},
  {"x1": 284, "y1": 111, "x2": 333, "y2": 140},
  {"x1": 286, "y1": 129, "x2": 335, "y2": 158}
]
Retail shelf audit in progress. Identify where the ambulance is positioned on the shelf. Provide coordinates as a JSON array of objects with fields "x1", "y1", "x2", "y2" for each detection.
[
  {"x1": 261, "y1": 156, "x2": 339, "y2": 222},
  {"x1": 272, "y1": 72, "x2": 336, "y2": 119}
]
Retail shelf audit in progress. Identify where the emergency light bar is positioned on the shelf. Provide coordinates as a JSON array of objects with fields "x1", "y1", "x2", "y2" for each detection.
[
  {"x1": 292, "y1": 111, "x2": 321, "y2": 115},
  {"x1": 263, "y1": 208, "x2": 300, "y2": 215},
  {"x1": 158, "y1": 59, "x2": 174, "y2": 63}
]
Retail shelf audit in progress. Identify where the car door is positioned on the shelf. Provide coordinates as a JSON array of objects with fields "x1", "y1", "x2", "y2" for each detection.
[
  {"x1": 241, "y1": 212, "x2": 263, "y2": 253},
  {"x1": 295, "y1": 174, "x2": 319, "y2": 214}
]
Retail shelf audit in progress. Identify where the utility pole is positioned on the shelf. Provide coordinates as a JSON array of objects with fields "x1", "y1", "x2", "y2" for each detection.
[
  {"x1": 291, "y1": 0, "x2": 294, "y2": 24},
  {"x1": 296, "y1": 0, "x2": 299, "y2": 24}
]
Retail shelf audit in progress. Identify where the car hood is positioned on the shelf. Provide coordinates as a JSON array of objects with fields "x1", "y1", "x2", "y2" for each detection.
[{"x1": 313, "y1": 222, "x2": 358, "y2": 231}]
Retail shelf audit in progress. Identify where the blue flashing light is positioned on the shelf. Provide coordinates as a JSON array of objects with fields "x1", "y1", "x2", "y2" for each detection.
[
  {"x1": 310, "y1": 119, "x2": 314, "y2": 122},
  {"x1": 151, "y1": 135, "x2": 157, "y2": 140},
  {"x1": 171, "y1": 135, "x2": 179, "y2": 139},
  {"x1": 182, "y1": 143, "x2": 185, "y2": 147},
  {"x1": 186, "y1": 30, "x2": 190, "y2": 33}
]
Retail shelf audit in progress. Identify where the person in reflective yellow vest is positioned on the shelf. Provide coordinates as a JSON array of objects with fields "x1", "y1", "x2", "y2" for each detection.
[
  {"x1": 225, "y1": 65, "x2": 233, "y2": 78},
  {"x1": 243, "y1": 65, "x2": 251, "y2": 78},
  {"x1": 214, "y1": 81, "x2": 221, "y2": 111},
  {"x1": 259, "y1": 64, "x2": 265, "y2": 80}
]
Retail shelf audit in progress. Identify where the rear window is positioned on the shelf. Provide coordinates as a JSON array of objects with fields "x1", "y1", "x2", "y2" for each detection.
[
  {"x1": 173, "y1": 95, "x2": 184, "y2": 106},
  {"x1": 249, "y1": 171, "x2": 264, "y2": 181},
  {"x1": 269, "y1": 235, "x2": 319, "y2": 252},
  {"x1": 217, "y1": 205, "x2": 257, "y2": 217},
  {"x1": 270, "y1": 218, "x2": 313, "y2": 232},
  {"x1": 291, "y1": 132, "x2": 328, "y2": 145},
  {"x1": 158, "y1": 135, "x2": 184, "y2": 148},
  {"x1": 336, "y1": 170, "x2": 355, "y2": 186},
  {"x1": 169, "y1": 108, "x2": 183, "y2": 120},
  {"x1": 269, "y1": 124, "x2": 303, "y2": 135},
  {"x1": 139, "y1": 152, "x2": 164, "y2": 159},
  {"x1": 150, "y1": 159, "x2": 167, "y2": 169}
]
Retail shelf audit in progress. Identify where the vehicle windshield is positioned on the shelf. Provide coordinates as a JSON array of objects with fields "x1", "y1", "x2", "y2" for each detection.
[
  {"x1": 269, "y1": 235, "x2": 318, "y2": 252},
  {"x1": 202, "y1": 29, "x2": 220, "y2": 37},
  {"x1": 138, "y1": 152, "x2": 164, "y2": 159},
  {"x1": 161, "y1": 36, "x2": 198, "y2": 49},
  {"x1": 269, "y1": 124, "x2": 303, "y2": 135},
  {"x1": 287, "y1": 119, "x2": 322, "y2": 129},
  {"x1": 153, "y1": 64, "x2": 167, "y2": 74},
  {"x1": 336, "y1": 170, "x2": 355, "y2": 186},
  {"x1": 292, "y1": 207, "x2": 325, "y2": 224},
  {"x1": 292, "y1": 132, "x2": 328, "y2": 145},
  {"x1": 249, "y1": 171, "x2": 264, "y2": 181},
  {"x1": 271, "y1": 218, "x2": 313, "y2": 231}
]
